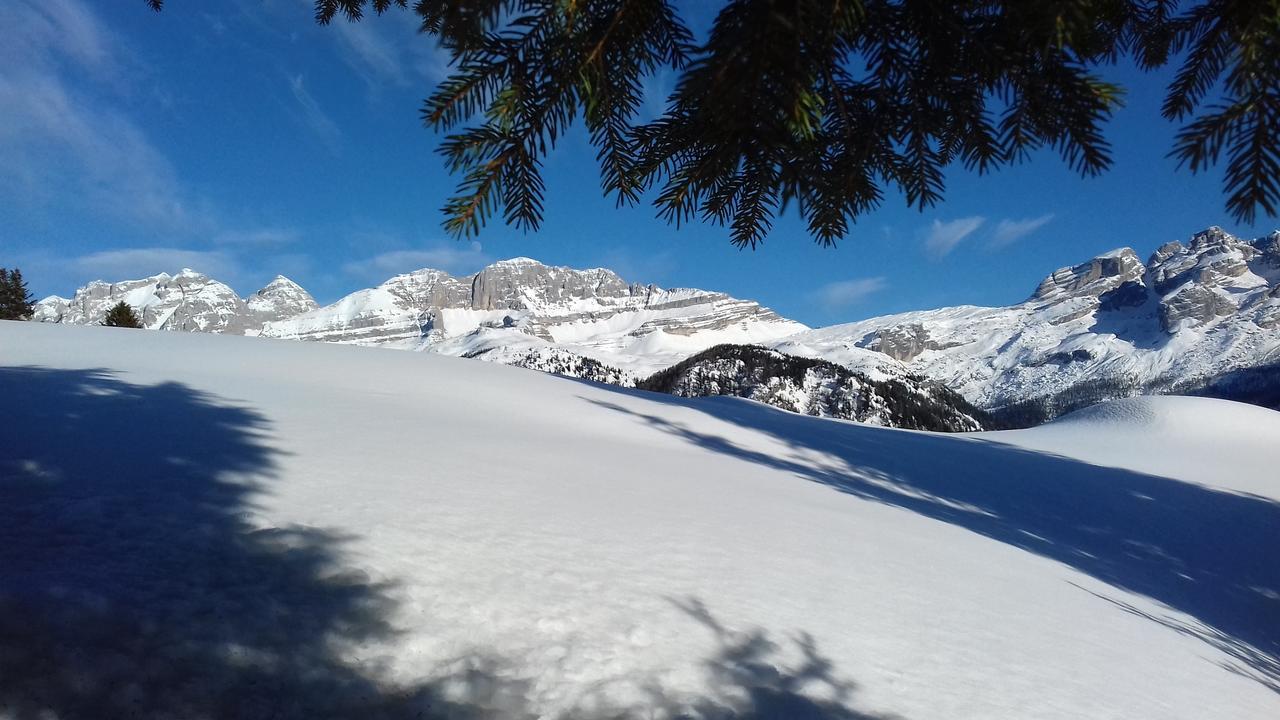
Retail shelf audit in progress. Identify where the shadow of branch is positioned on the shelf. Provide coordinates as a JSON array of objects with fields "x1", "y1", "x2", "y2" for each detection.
[{"x1": 579, "y1": 392, "x2": 1280, "y2": 694}]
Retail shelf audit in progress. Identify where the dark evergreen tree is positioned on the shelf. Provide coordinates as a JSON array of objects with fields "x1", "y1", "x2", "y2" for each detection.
[
  {"x1": 103, "y1": 301, "x2": 144, "y2": 329},
  {"x1": 0, "y1": 268, "x2": 36, "y2": 321},
  {"x1": 148, "y1": 1, "x2": 1280, "y2": 247}
]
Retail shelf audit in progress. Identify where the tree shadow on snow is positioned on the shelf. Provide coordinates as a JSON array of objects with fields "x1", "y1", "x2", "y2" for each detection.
[
  {"x1": 0, "y1": 366, "x2": 901, "y2": 719},
  {"x1": 650, "y1": 598, "x2": 903, "y2": 720},
  {"x1": 581, "y1": 391, "x2": 1280, "y2": 693},
  {"x1": 0, "y1": 367, "x2": 530, "y2": 719}
]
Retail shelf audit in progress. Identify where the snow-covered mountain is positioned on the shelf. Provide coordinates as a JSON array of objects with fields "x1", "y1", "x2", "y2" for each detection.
[
  {"x1": 36, "y1": 258, "x2": 806, "y2": 378},
  {"x1": 31, "y1": 226, "x2": 1280, "y2": 424},
  {"x1": 777, "y1": 226, "x2": 1280, "y2": 422},
  {"x1": 34, "y1": 270, "x2": 316, "y2": 334},
  {"x1": 261, "y1": 257, "x2": 807, "y2": 375},
  {"x1": 3, "y1": 320, "x2": 1276, "y2": 719}
]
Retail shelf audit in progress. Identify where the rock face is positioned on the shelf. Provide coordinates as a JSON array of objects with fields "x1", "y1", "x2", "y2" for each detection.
[
  {"x1": 865, "y1": 323, "x2": 936, "y2": 362},
  {"x1": 636, "y1": 344, "x2": 990, "y2": 432},
  {"x1": 776, "y1": 226, "x2": 1280, "y2": 425},
  {"x1": 1031, "y1": 248, "x2": 1146, "y2": 304}
]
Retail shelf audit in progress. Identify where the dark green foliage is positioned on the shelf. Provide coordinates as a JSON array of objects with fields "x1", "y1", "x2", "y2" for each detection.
[
  {"x1": 640, "y1": 343, "x2": 838, "y2": 392},
  {"x1": 987, "y1": 374, "x2": 1141, "y2": 428},
  {"x1": 0, "y1": 268, "x2": 36, "y2": 321},
  {"x1": 1175, "y1": 363, "x2": 1280, "y2": 411},
  {"x1": 149, "y1": 1, "x2": 1280, "y2": 245},
  {"x1": 102, "y1": 301, "x2": 144, "y2": 329},
  {"x1": 987, "y1": 364, "x2": 1280, "y2": 428},
  {"x1": 638, "y1": 343, "x2": 994, "y2": 432},
  {"x1": 463, "y1": 347, "x2": 632, "y2": 385}
]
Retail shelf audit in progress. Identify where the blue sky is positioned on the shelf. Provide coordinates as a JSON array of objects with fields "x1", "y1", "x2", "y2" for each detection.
[{"x1": 3, "y1": 0, "x2": 1276, "y2": 328}]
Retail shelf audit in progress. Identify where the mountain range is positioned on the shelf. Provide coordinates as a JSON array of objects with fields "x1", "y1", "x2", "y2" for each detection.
[{"x1": 32, "y1": 225, "x2": 1280, "y2": 426}]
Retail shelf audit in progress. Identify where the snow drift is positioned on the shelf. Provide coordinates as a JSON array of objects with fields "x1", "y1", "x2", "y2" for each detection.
[{"x1": 1, "y1": 320, "x2": 1277, "y2": 719}]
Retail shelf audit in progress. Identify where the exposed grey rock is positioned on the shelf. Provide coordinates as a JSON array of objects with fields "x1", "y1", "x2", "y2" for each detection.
[
  {"x1": 32, "y1": 296, "x2": 70, "y2": 323},
  {"x1": 1252, "y1": 285, "x2": 1280, "y2": 329},
  {"x1": 1250, "y1": 232, "x2": 1280, "y2": 280},
  {"x1": 1098, "y1": 280, "x2": 1149, "y2": 311},
  {"x1": 468, "y1": 258, "x2": 633, "y2": 310},
  {"x1": 1161, "y1": 284, "x2": 1236, "y2": 332},
  {"x1": 864, "y1": 323, "x2": 932, "y2": 362},
  {"x1": 1149, "y1": 226, "x2": 1258, "y2": 294},
  {"x1": 1030, "y1": 248, "x2": 1145, "y2": 304},
  {"x1": 246, "y1": 276, "x2": 318, "y2": 326}
]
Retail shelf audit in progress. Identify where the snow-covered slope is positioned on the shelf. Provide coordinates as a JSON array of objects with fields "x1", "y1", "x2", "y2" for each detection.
[
  {"x1": 778, "y1": 227, "x2": 1280, "y2": 419},
  {"x1": 2, "y1": 320, "x2": 1276, "y2": 719}
]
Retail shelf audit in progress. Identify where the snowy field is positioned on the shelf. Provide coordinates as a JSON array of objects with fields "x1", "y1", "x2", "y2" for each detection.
[{"x1": 1, "y1": 320, "x2": 1277, "y2": 719}]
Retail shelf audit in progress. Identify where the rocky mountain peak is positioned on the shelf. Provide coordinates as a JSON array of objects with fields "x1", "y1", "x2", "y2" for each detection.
[
  {"x1": 468, "y1": 259, "x2": 632, "y2": 311},
  {"x1": 246, "y1": 275, "x2": 319, "y2": 325},
  {"x1": 1187, "y1": 225, "x2": 1235, "y2": 251},
  {"x1": 1030, "y1": 247, "x2": 1145, "y2": 304}
]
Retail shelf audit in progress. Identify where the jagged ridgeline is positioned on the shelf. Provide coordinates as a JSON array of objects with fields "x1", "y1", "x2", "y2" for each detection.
[
  {"x1": 637, "y1": 345, "x2": 992, "y2": 432},
  {"x1": 31, "y1": 226, "x2": 1280, "y2": 428}
]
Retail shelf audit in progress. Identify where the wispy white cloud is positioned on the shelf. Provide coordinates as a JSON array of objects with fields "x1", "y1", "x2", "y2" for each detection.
[
  {"x1": 289, "y1": 74, "x2": 342, "y2": 149},
  {"x1": 213, "y1": 228, "x2": 301, "y2": 247},
  {"x1": 73, "y1": 248, "x2": 239, "y2": 281},
  {"x1": 332, "y1": 19, "x2": 404, "y2": 84},
  {"x1": 343, "y1": 241, "x2": 488, "y2": 281},
  {"x1": 989, "y1": 213, "x2": 1055, "y2": 249},
  {"x1": 330, "y1": 10, "x2": 450, "y2": 88},
  {"x1": 924, "y1": 216, "x2": 986, "y2": 259},
  {"x1": 0, "y1": 0, "x2": 211, "y2": 233},
  {"x1": 811, "y1": 277, "x2": 887, "y2": 311}
]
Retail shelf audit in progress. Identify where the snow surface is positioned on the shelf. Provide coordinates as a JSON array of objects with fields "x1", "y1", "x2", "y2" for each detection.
[{"x1": 1, "y1": 320, "x2": 1277, "y2": 719}]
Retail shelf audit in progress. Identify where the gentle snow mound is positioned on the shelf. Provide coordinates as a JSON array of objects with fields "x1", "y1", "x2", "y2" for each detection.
[{"x1": 998, "y1": 395, "x2": 1280, "y2": 498}]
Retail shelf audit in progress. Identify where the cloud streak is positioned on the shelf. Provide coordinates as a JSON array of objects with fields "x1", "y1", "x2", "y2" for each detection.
[
  {"x1": 289, "y1": 74, "x2": 341, "y2": 149},
  {"x1": 924, "y1": 217, "x2": 986, "y2": 259},
  {"x1": 990, "y1": 214, "x2": 1056, "y2": 248},
  {"x1": 330, "y1": 10, "x2": 450, "y2": 88},
  {"x1": 0, "y1": 0, "x2": 208, "y2": 233},
  {"x1": 812, "y1": 277, "x2": 887, "y2": 311},
  {"x1": 73, "y1": 248, "x2": 239, "y2": 282}
]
